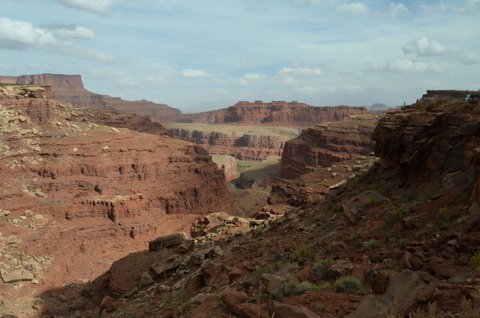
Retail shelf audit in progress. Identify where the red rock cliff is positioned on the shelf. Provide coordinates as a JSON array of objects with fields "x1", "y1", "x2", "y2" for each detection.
[
  {"x1": 281, "y1": 115, "x2": 377, "y2": 178},
  {"x1": 182, "y1": 101, "x2": 369, "y2": 126},
  {"x1": 0, "y1": 85, "x2": 230, "y2": 292}
]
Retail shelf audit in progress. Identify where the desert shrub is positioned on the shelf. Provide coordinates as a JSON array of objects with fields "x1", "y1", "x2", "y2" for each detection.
[
  {"x1": 291, "y1": 244, "x2": 316, "y2": 262},
  {"x1": 333, "y1": 276, "x2": 363, "y2": 294},
  {"x1": 365, "y1": 196, "x2": 381, "y2": 208},
  {"x1": 311, "y1": 259, "x2": 334, "y2": 281},
  {"x1": 472, "y1": 249, "x2": 480, "y2": 271},
  {"x1": 272, "y1": 276, "x2": 328, "y2": 300},
  {"x1": 362, "y1": 239, "x2": 380, "y2": 251}
]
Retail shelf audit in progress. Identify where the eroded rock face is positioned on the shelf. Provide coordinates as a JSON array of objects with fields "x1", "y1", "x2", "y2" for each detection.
[
  {"x1": 211, "y1": 155, "x2": 238, "y2": 181},
  {"x1": 182, "y1": 101, "x2": 369, "y2": 126},
  {"x1": 0, "y1": 86, "x2": 230, "y2": 298},
  {"x1": 0, "y1": 74, "x2": 182, "y2": 122},
  {"x1": 281, "y1": 115, "x2": 377, "y2": 179},
  {"x1": 170, "y1": 129, "x2": 286, "y2": 160},
  {"x1": 373, "y1": 97, "x2": 480, "y2": 190}
]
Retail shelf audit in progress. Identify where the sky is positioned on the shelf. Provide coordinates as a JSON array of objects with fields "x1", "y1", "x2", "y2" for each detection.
[{"x1": 0, "y1": 0, "x2": 479, "y2": 112}]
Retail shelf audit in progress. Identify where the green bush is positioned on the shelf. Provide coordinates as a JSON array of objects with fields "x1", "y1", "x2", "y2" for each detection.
[
  {"x1": 273, "y1": 276, "x2": 327, "y2": 300},
  {"x1": 362, "y1": 239, "x2": 380, "y2": 251},
  {"x1": 472, "y1": 249, "x2": 480, "y2": 271},
  {"x1": 333, "y1": 276, "x2": 363, "y2": 294},
  {"x1": 291, "y1": 244, "x2": 316, "y2": 262},
  {"x1": 311, "y1": 259, "x2": 333, "y2": 281}
]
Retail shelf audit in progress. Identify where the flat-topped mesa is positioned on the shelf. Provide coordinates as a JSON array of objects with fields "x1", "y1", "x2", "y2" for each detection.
[
  {"x1": 281, "y1": 115, "x2": 377, "y2": 178},
  {"x1": 182, "y1": 101, "x2": 369, "y2": 126},
  {"x1": 0, "y1": 73, "x2": 182, "y2": 122}
]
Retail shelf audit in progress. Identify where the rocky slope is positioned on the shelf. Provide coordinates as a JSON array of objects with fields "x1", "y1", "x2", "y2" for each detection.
[
  {"x1": 182, "y1": 101, "x2": 369, "y2": 126},
  {"x1": 43, "y1": 91, "x2": 480, "y2": 318},
  {"x1": 0, "y1": 85, "x2": 230, "y2": 315},
  {"x1": 0, "y1": 74, "x2": 182, "y2": 122},
  {"x1": 281, "y1": 115, "x2": 377, "y2": 179}
]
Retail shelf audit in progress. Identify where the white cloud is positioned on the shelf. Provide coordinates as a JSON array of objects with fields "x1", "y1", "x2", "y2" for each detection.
[
  {"x1": 403, "y1": 37, "x2": 461, "y2": 57},
  {"x1": 239, "y1": 73, "x2": 266, "y2": 86},
  {"x1": 336, "y1": 2, "x2": 368, "y2": 16},
  {"x1": 42, "y1": 24, "x2": 95, "y2": 40},
  {"x1": 278, "y1": 67, "x2": 322, "y2": 76},
  {"x1": 53, "y1": 0, "x2": 120, "y2": 14},
  {"x1": 389, "y1": 2, "x2": 409, "y2": 18},
  {"x1": 462, "y1": 54, "x2": 480, "y2": 65},
  {"x1": 372, "y1": 59, "x2": 442, "y2": 74},
  {"x1": 0, "y1": 17, "x2": 56, "y2": 49},
  {"x1": 0, "y1": 17, "x2": 112, "y2": 62},
  {"x1": 181, "y1": 69, "x2": 210, "y2": 78}
]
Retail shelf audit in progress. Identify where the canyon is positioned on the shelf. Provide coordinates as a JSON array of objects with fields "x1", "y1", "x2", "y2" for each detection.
[
  {"x1": 166, "y1": 102, "x2": 369, "y2": 161},
  {"x1": 0, "y1": 85, "x2": 230, "y2": 315},
  {"x1": 1, "y1": 84, "x2": 480, "y2": 318},
  {"x1": 20, "y1": 90, "x2": 478, "y2": 318}
]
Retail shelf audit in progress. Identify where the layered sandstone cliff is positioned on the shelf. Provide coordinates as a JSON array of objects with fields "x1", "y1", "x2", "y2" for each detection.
[
  {"x1": 169, "y1": 128, "x2": 288, "y2": 160},
  {"x1": 182, "y1": 101, "x2": 369, "y2": 126},
  {"x1": 0, "y1": 74, "x2": 182, "y2": 122},
  {"x1": 281, "y1": 115, "x2": 377, "y2": 178},
  {"x1": 0, "y1": 85, "x2": 230, "y2": 296}
]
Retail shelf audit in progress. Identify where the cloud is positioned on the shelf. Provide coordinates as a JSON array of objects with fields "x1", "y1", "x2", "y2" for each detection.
[
  {"x1": 455, "y1": 0, "x2": 480, "y2": 14},
  {"x1": 239, "y1": 73, "x2": 266, "y2": 86},
  {"x1": 53, "y1": 0, "x2": 119, "y2": 14},
  {"x1": 371, "y1": 59, "x2": 442, "y2": 74},
  {"x1": 293, "y1": 0, "x2": 328, "y2": 7},
  {"x1": 181, "y1": 69, "x2": 210, "y2": 78},
  {"x1": 0, "y1": 17, "x2": 113, "y2": 62},
  {"x1": 41, "y1": 24, "x2": 95, "y2": 40},
  {"x1": 403, "y1": 37, "x2": 461, "y2": 57},
  {"x1": 278, "y1": 67, "x2": 322, "y2": 76},
  {"x1": 389, "y1": 2, "x2": 410, "y2": 18},
  {"x1": 462, "y1": 54, "x2": 480, "y2": 65},
  {"x1": 336, "y1": 2, "x2": 368, "y2": 16},
  {"x1": 0, "y1": 17, "x2": 56, "y2": 50}
]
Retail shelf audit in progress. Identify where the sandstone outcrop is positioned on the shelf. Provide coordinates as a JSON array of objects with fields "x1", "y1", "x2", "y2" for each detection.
[
  {"x1": 281, "y1": 115, "x2": 377, "y2": 179},
  {"x1": 181, "y1": 101, "x2": 369, "y2": 126},
  {"x1": 0, "y1": 85, "x2": 230, "y2": 305},
  {"x1": 211, "y1": 155, "x2": 238, "y2": 181},
  {"x1": 0, "y1": 74, "x2": 182, "y2": 122}
]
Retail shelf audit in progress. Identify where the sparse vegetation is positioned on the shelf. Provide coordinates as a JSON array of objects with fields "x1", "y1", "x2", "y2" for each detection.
[
  {"x1": 272, "y1": 276, "x2": 328, "y2": 300},
  {"x1": 362, "y1": 239, "x2": 380, "y2": 251},
  {"x1": 365, "y1": 195, "x2": 381, "y2": 208},
  {"x1": 333, "y1": 276, "x2": 363, "y2": 294},
  {"x1": 291, "y1": 243, "x2": 316, "y2": 262},
  {"x1": 472, "y1": 249, "x2": 480, "y2": 271},
  {"x1": 311, "y1": 259, "x2": 334, "y2": 281}
]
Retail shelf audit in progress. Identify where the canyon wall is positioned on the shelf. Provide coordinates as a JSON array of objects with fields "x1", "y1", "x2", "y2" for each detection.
[
  {"x1": 169, "y1": 128, "x2": 287, "y2": 160},
  {"x1": 281, "y1": 115, "x2": 377, "y2": 178},
  {"x1": 182, "y1": 101, "x2": 369, "y2": 126},
  {"x1": 373, "y1": 94, "x2": 480, "y2": 194}
]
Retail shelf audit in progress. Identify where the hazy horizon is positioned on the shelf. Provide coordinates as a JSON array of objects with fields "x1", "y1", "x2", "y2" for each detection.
[{"x1": 1, "y1": 0, "x2": 479, "y2": 112}]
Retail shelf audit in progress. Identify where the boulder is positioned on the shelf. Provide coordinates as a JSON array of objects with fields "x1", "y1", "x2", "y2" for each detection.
[
  {"x1": 1, "y1": 270, "x2": 34, "y2": 283},
  {"x1": 148, "y1": 232, "x2": 188, "y2": 251}
]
